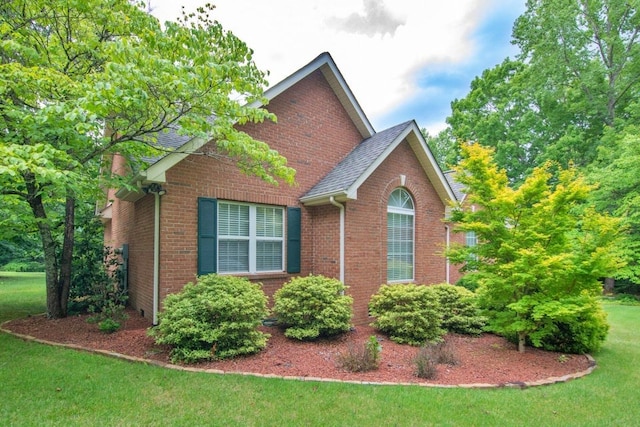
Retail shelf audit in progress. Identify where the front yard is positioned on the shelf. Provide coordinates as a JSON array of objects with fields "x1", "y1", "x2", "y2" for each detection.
[{"x1": 1, "y1": 272, "x2": 639, "y2": 426}]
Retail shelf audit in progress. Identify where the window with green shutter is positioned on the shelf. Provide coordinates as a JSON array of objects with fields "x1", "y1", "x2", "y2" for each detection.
[{"x1": 198, "y1": 199, "x2": 301, "y2": 275}]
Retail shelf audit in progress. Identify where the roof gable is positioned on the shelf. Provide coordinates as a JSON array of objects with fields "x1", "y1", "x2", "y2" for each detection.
[
  {"x1": 300, "y1": 120, "x2": 456, "y2": 206},
  {"x1": 116, "y1": 52, "x2": 374, "y2": 202}
]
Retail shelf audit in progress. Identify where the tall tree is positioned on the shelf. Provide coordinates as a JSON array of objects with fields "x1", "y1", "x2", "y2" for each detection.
[
  {"x1": 448, "y1": 0, "x2": 640, "y2": 181},
  {"x1": 0, "y1": 0, "x2": 295, "y2": 318},
  {"x1": 448, "y1": 143, "x2": 624, "y2": 353}
]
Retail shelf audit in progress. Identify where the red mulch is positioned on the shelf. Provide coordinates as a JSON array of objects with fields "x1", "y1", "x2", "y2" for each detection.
[{"x1": 3, "y1": 308, "x2": 594, "y2": 386}]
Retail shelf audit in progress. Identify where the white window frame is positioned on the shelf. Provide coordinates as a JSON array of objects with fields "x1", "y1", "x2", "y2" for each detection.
[
  {"x1": 387, "y1": 188, "x2": 415, "y2": 282},
  {"x1": 217, "y1": 201, "x2": 285, "y2": 274}
]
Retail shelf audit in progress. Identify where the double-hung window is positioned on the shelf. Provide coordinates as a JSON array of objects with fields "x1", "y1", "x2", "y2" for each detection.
[
  {"x1": 387, "y1": 188, "x2": 415, "y2": 282},
  {"x1": 217, "y1": 202, "x2": 284, "y2": 274}
]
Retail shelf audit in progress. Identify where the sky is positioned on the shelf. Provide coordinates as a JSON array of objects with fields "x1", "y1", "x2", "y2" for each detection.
[{"x1": 149, "y1": 0, "x2": 526, "y2": 135}]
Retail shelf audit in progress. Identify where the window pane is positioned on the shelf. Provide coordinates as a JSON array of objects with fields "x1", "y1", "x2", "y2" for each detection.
[
  {"x1": 256, "y1": 206, "x2": 283, "y2": 237},
  {"x1": 387, "y1": 209, "x2": 414, "y2": 281},
  {"x1": 256, "y1": 241, "x2": 283, "y2": 271},
  {"x1": 218, "y1": 203, "x2": 249, "y2": 236},
  {"x1": 218, "y1": 240, "x2": 249, "y2": 272}
]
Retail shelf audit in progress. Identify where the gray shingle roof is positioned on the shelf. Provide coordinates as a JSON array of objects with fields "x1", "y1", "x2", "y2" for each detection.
[
  {"x1": 444, "y1": 170, "x2": 466, "y2": 202},
  {"x1": 303, "y1": 121, "x2": 413, "y2": 199},
  {"x1": 142, "y1": 127, "x2": 196, "y2": 164}
]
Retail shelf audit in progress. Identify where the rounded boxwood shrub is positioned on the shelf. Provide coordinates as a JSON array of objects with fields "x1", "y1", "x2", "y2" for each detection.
[
  {"x1": 430, "y1": 284, "x2": 486, "y2": 335},
  {"x1": 273, "y1": 275, "x2": 353, "y2": 340},
  {"x1": 150, "y1": 274, "x2": 269, "y2": 363},
  {"x1": 368, "y1": 284, "x2": 445, "y2": 346}
]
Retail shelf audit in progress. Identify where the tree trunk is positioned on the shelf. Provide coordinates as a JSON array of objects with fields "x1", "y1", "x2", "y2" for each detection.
[
  {"x1": 518, "y1": 332, "x2": 526, "y2": 353},
  {"x1": 24, "y1": 173, "x2": 75, "y2": 318}
]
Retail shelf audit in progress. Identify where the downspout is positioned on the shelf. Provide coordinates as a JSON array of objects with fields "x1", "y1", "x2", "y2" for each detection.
[
  {"x1": 329, "y1": 197, "x2": 345, "y2": 284},
  {"x1": 445, "y1": 225, "x2": 450, "y2": 284},
  {"x1": 153, "y1": 191, "x2": 161, "y2": 325}
]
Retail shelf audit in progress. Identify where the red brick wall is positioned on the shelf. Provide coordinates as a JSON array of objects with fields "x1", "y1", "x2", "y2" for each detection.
[
  {"x1": 108, "y1": 68, "x2": 451, "y2": 325},
  {"x1": 344, "y1": 141, "x2": 448, "y2": 323},
  {"x1": 112, "y1": 69, "x2": 361, "y2": 319}
]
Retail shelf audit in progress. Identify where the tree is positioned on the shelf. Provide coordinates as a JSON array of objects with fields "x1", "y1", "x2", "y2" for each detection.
[
  {"x1": 588, "y1": 114, "x2": 640, "y2": 288},
  {"x1": 448, "y1": 0, "x2": 640, "y2": 182},
  {"x1": 0, "y1": 0, "x2": 295, "y2": 318},
  {"x1": 448, "y1": 143, "x2": 624, "y2": 352},
  {"x1": 421, "y1": 127, "x2": 459, "y2": 171}
]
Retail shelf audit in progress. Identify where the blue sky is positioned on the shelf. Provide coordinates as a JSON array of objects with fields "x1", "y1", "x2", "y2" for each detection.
[{"x1": 151, "y1": 0, "x2": 526, "y2": 135}]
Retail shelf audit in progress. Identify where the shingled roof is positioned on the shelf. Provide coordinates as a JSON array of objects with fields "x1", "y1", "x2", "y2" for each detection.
[
  {"x1": 301, "y1": 121, "x2": 413, "y2": 201},
  {"x1": 444, "y1": 170, "x2": 466, "y2": 202},
  {"x1": 300, "y1": 120, "x2": 455, "y2": 206}
]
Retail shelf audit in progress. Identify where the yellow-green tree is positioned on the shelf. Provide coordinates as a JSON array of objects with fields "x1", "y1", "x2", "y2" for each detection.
[{"x1": 449, "y1": 143, "x2": 625, "y2": 353}]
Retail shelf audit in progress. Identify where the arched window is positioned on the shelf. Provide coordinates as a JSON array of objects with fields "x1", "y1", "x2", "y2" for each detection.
[{"x1": 387, "y1": 188, "x2": 414, "y2": 281}]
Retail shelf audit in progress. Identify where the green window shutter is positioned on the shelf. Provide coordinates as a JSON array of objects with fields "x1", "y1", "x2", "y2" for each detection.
[
  {"x1": 198, "y1": 198, "x2": 217, "y2": 275},
  {"x1": 286, "y1": 207, "x2": 301, "y2": 274}
]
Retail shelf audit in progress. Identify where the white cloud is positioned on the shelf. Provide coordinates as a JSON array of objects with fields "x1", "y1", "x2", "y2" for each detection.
[{"x1": 148, "y1": 0, "x2": 512, "y2": 133}]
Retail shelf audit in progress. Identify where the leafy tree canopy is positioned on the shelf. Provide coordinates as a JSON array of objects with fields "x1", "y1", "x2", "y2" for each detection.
[
  {"x1": 0, "y1": 0, "x2": 294, "y2": 318},
  {"x1": 448, "y1": 0, "x2": 640, "y2": 183}
]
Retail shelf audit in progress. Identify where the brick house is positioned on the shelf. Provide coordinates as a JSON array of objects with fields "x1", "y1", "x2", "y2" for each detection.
[{"x1": 101, "y1": 52, "x2": 460, "y2": 325}]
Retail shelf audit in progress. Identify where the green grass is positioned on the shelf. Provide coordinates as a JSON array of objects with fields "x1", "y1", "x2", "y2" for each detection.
[{"x1": 1, "y1": 272, "x2": 639, "y2": 426}]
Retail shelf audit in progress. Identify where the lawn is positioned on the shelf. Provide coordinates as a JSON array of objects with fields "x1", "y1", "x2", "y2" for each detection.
[{"x1": 1, "y1": 272, "x2": 639, "y2": 426}]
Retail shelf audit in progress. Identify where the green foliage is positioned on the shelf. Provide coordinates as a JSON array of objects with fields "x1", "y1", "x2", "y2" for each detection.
[
  {"x1": 0, "y1": 261, "x2": 44, "y2": 272},
  {"x1": 528, "y1": 295, "x2": 609, "y2": 354},
  {"x1": 429, "y1": 284, "x2": 486, "y2": 335},
  {"x1": 589, "y1": 126, "x2": 640, "y2": 285},
  {"x1": 97, "y1": 318, "x2": 122, "y2": 334},
  {"x1": 455, "y1": 273, "x2": 481, "y2": 292},
  {"x1": 448, "y1": 1, "x2": 640, "y2": 184},
  {"x1": 273, "y1": 275, "x2": 353, "y2": 340},
  {"x1": 336, "y1": 336, "x2": 381, "y2": 373},
  {"x1": 448, "y1": 144, "x2": 624, "y2": 352},
  {"x1": 368, "y1": 284, "x2": 445, "y2": 346},
  {"x1": 150, "y1": 274, "x2": 269, "y2": 363},
  {"x1": 0, "y1": 0, "x2": 295, "y2": 318}
]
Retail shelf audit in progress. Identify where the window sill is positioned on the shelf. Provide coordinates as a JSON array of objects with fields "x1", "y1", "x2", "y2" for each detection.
[{"x1": 222, "y1": 271, "x2": 291, "y2": 281}]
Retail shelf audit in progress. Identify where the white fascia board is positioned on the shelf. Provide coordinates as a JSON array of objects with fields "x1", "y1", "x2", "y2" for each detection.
[
  {"x1": 344, "y1": 122, "x2": 456, "y2": 205},
  {"x1": 405, "y1": 122, "x2": 456, "y2": 203},
  {"x1": 252, "y1": 53, "x2": 374, "y2": 139},
  {"x1": 300, "y1": 190, "x2": 351, "y2": 206}
]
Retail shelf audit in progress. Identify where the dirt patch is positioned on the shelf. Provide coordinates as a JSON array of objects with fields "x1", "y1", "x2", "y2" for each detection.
[{"x1": 3, "y1": 309, "x2": 594, "y2": 386}]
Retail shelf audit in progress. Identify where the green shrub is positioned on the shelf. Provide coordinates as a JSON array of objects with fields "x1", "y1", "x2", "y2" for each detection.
[
  {"x1": 273, "y1": 275, "x2": 353, "y2": 340},
  {"x1": 98, "y1": 318, "x2": 121, "y2": 334},
  {"x1": 150, "y1": 274, "x2": 269, "y2": 363},
  {"x1": 430, "y1": 284, "x2": 486, "y2": 335},
  {"x1": 368, "y1": 284, "x2": 445, "y2": 346},
  {"x1": 532, "y1": 296, "x2": 609, "y2": 354},
  {"x1": 1, "y1": 261, "x2": 45, "y2": 272},
  {"x1": 336, "y1": 335, "x2": 382, "y2": 372}
]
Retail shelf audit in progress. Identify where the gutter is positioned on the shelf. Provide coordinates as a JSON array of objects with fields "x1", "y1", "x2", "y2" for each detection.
[{"x1": 329, "y1": 196, "x2": 345, "y2": 283}]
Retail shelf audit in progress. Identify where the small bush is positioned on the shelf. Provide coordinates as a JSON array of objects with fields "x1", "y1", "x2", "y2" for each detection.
[
  {"x1": 455, "y1": 273, "x2": 481, "y2": 292},
  {"x1": 150, "y1": 274, "x2": 269, "y2": 363},
  {"x1": 430, "y1": 284, "x2": 486, "y2": 335},
  {"x1": 413, "y1": 346, "x2": 438, "y2": 379},
  {"x1": 336, "y1": 335, "x2": 381, "y2": 372},
  {"x1": 368, "y1": 284, "x2": 445, "y2": 346},
  {"x1": 273, "y1": 275, "x2": 353, "y2": 340},
  {"x1": 98, "y1": 318, "x2": 121, "y2": 334},
  {"x1": 413, "y1": 341, "x2": 458, "y2": 379},
  {"x1": 1, "y1": 261, "x2": 45, "y2": 272}
]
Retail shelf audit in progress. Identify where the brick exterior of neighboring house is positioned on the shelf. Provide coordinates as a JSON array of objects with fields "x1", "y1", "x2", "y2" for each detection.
[{"x1": 101, "y1": 53, "x2": 462, "y2": 325}]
